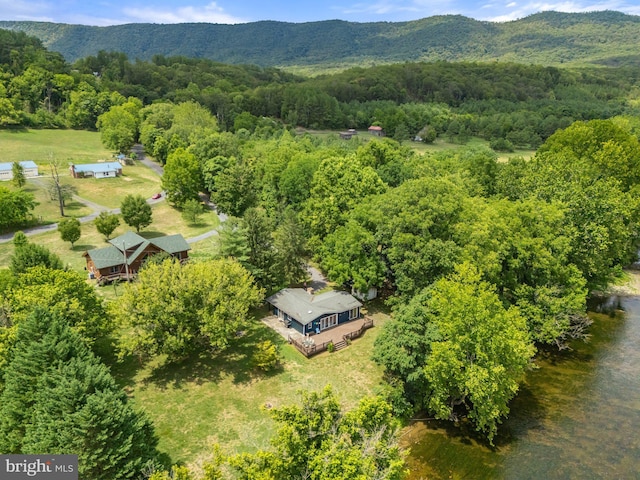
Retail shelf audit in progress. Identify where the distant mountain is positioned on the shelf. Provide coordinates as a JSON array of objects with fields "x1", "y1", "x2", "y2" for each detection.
[{"x1": 2, "y1": 11, "x2": 640, "y2": 68}]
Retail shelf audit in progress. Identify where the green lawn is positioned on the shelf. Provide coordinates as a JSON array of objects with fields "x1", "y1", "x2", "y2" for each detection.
[
  {"x1": 300, "y1": 129, "x2": 534, "y2": 162},
  {"x1": 63, "y1": 163, "x2": 162, "y2": 209},
  {"x1": 404, "y1": 137, "x2": 535, "y2": 162},
  {"x1": 1, "y1": 129, "x2": 221, "y2": 272},
  {"x1": 0, "y1": 128, "x2": 114, "y2": 164},
  {"x1": 22, "y1": 179, "x2": 94, "y2": 223},
  {"x1": 0, "y1": 203, "x2": 220, "y2": 272},
  {"x1": 104, "y1": 304, "x2": 390, "y2": 467}
]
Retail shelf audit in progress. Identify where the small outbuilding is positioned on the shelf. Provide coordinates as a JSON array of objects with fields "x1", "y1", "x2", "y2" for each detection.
[
  {"x1": 368, "y1": 125, "x2": 385, "y2": 136},
  {"x1": 70, "y1": 162, "x2": 122, "y2": 179},
  {"x1": 0, "y1": 161, "x2": 39, "y2": 181},
  {"x1": 266, "y1": 288, "x2": 363, "y2": 336}
]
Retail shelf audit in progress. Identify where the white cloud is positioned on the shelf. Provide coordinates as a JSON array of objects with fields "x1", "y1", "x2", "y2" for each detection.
[
  {"x1": 338, "y1": 0, "x2": 458, "y2": 18},
  {"x1": 123, "y1": 2, "x2": 246, "y2": 24},
  {"x1": 484, "y1": 0, "x2": 639, "y2": 21},
  {"x1": 0, "y1": 0, "x2": 55, "y2": 21}
]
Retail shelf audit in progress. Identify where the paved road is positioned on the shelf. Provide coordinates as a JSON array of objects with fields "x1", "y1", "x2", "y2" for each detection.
[{"x1": 307, "y1": 264, "x2": 328, "y2": 291}]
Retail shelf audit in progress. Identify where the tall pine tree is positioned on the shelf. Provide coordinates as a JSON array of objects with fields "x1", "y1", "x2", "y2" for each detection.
[{"x1": 0, "y1": 308, "x2": 159, "y2": 478}]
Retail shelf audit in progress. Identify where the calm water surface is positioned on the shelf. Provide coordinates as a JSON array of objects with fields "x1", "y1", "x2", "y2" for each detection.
[{"x1": 402, "y1": 295, "x2": 640, "y2": 479}]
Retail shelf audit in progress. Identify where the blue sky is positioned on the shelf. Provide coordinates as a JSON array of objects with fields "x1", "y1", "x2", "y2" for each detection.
[{"x1": 1, "y1": 0, "x2": 640, "y2": 25}]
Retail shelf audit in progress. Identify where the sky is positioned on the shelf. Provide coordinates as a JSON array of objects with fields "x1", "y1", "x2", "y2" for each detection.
[{"x1": 1, "y1": 0, "x2": 640, "y2": 26}]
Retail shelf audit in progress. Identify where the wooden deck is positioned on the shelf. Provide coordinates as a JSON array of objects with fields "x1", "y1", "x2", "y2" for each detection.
[
  {"x1": 312, "y1": 317, "x2": 370, "y2": 345},
  {"x1": 286, "y1": 317, "x2": 374, "y2": 358}
]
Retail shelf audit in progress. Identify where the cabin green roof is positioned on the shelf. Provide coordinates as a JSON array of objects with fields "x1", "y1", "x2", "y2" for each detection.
[
  {"x1": 150, "y1": 234, "x2": 191, "y2": 254},
  {"x1": 85, "y1": 245, "x2": 125, "y2": 269},
  {"x1": 85, "y1": 232, "x2": 190, "y2": 269}
]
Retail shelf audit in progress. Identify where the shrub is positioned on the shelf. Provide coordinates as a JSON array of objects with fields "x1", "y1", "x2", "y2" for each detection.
[{"x1": 254, "y1": 340, "x2": 279, "y2": 371}]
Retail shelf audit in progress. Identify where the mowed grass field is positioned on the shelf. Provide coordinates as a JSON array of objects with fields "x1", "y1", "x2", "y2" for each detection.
[
  {"x1": 103, "y1": 305, "x2": 390, "y2": 467},
  {"x1": 1, "y1": 129, "x2": 220, "y2": 271},
  {"x1": 0, "y1": 201, "x2": 221, "y2": 272},
  {"x1": 0, "y1": 128, "x2": 114, "y2": 163},
  {"x1": 4, "y1": 128, "x2": 391, "y2": 470},
  {"x1": 300, "y1": 129, "x2": 534, "y2": 162}
]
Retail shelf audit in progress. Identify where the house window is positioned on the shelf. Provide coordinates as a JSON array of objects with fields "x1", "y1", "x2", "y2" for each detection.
[
  {"x1": 320, "y1": 314, "x2": 338, "y2": 331},
  {"x1": 109, "y1": 265, "x2": 119, "y2": 274},
  {"x1": 349, "y1": 307, "x2": 359, "y2": 320}
]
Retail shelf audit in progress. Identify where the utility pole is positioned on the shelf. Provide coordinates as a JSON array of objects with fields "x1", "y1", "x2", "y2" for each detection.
[{"x1": 122, "y1": 241, "x2": 130, "y2": 281}]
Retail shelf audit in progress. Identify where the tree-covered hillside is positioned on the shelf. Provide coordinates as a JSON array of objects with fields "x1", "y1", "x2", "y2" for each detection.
[{"x1": 3, "y1": 11, "x2": 640, "y2": 68}]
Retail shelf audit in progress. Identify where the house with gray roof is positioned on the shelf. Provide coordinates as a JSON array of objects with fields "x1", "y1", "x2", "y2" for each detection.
[
  {"x1": 266, "y1": 288, "x2": 363, "y2": 335},
  {"x1": 70, "y1": 162, "x2": 122, "y2": 178},
  {"x1": 0, "y1": 161, "x2": 38, "y2": 181},
  {"x1": 83, "y1": 231, "x2": 190, "y2": 284}
]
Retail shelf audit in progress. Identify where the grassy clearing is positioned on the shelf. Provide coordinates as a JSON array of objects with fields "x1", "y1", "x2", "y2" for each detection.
[
  {"x1": 104, "y1": 304, "x2": 390, "y2": 466},
  {"x1": 0, "y1": 202, "x2": 220, "y2": 271},
  {"x1": 62, "y1": 163, "x2": 162, "y2": 209},
  {"x1": 405, "y1": 137, "x2": 534, "y2": 161},
  {"x1": 20, "y1": 179, "x2": 94, "y2": 223},
  {"x1": 0, "y1": 128, "x2": 113, "y2": 164},
  {"x1": 300, "y1": 129, "x2": 534, "y2": 161}
]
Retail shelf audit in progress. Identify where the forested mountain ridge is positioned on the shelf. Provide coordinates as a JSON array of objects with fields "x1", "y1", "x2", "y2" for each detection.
[{"x1": 2, "y1": 10, "x2": 640, "y2": 68}]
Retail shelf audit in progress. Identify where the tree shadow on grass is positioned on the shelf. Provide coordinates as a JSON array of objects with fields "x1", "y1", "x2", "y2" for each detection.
[
  {"x1": 72, "y1": 243, "x2": 97, "y2": 252},
  {"x1": 141, "y1": 317, "x2": 288, "y2": 390},
  {"x1": 139, "y1": 230, "x2": 166, "y2": 239},
  {"x1": 93, "y1": 335, "x2": 140, "y2": 391}
]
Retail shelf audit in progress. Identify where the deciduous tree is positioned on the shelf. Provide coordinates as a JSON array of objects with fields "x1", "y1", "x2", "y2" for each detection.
[
  {"x1": 374, "y1": 263, "x2": 534, "y2": 443},
  {"x1": 162, "y1": 147, "x2": 203, "y2": 207},
  {"x1": 0, "y1": 186, "x2": 36, "y2": 229},
  {"x1": 115, "y1": 258, "x2": 263, "y2": 360},
  {"x1": 120, "y1": 194, "x2": 152, "y2": 232},
  {"x1": 181, "y1": 198, "x2": 204, "y2": 224},
  {"x1": 94, "y1": 211, "x2": 120, "y2": 240},
  {"x1": 229, "y1": 387, "x2": 406, "y2": 480},
  {"x1": 11, "y1": 162, "x2": 26, "y2": 188},
  {"x1": 57, "y1": 217, "x2": 81, "y2": 247}
]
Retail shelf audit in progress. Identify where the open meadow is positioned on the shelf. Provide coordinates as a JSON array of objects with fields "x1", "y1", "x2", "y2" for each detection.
[
  {"x1": 0, "y1": 129, "x2": 219, "y2": 271},
  {"x1": 102, "y1": 304, "x2": 390, "y2": 467},
  {"x1": 300, "y1": 129, "x2": 534, "y2": 161},
  {"x1": 0, "y1": 128, "x2": 114, "y2": 163}
]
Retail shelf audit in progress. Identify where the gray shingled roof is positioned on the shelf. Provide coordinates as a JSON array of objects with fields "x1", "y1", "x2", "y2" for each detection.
[
  {"x1": 266, "y1": 288, "x2": 362, "y2": 326},
  {"x1": 85, "y1": 232, "x2": 190, "y2": 269}
]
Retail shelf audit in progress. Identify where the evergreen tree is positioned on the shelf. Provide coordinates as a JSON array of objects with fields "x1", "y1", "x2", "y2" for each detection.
[
  {"x1": 0, "y1": 308, "x2": 159, "y2": 478},
  {"x1": 9, "y1": 242, "x2": 64, "y2": 275}
]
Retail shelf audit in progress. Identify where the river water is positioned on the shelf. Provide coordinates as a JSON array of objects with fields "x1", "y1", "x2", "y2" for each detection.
[{"x1": 401, "y1": 294, "x2": 640, "y2": 479}]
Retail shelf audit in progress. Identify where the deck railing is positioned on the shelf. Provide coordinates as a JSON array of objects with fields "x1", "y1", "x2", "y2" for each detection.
[{"x1": 288, "y1": 317, "x2": 374, "y2": 358}]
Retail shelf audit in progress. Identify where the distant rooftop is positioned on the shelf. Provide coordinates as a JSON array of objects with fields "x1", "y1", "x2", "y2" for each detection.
[
  {"x1": 72, "y1": 162, "x2": 121, "y2": 173},
  {"x1": 0, "y1": 160, "x2": 37, "y2": 171}
]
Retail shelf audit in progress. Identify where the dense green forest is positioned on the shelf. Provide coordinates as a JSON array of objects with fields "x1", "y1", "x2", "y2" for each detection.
[
  {"x1": 2, "y1": 28, "x2": 640, "y2": 149},
  {"x1": 3, "y1": 11, "x2": 640, "y2": 68},
  {"x1": 1, "y1": 25, "x2": 640, "y2": 479}
]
